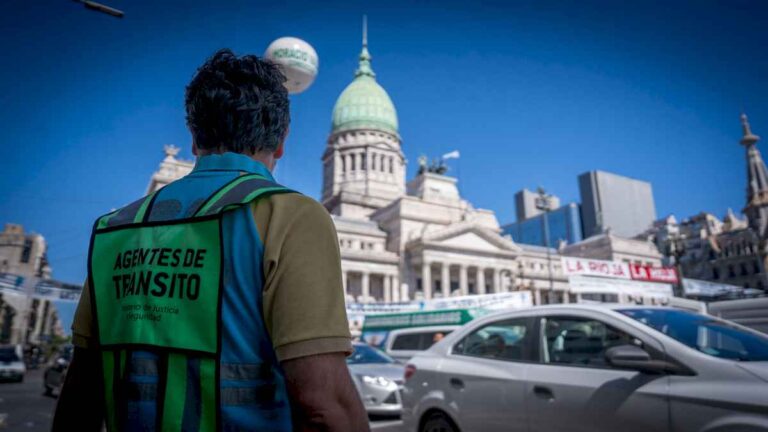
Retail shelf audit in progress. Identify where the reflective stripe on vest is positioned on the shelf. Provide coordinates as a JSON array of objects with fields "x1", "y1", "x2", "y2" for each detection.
[{"x1": 88, "y1": 173, "x2": 293, "y2": 431}]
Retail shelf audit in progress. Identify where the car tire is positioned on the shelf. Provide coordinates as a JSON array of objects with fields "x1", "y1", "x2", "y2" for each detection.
[
  {"x1": 44, "y1": 385, "x2": 54, "y2": 396},
  {"x1": 420, "y1": 411, "x2": 458, "y2": 432}
]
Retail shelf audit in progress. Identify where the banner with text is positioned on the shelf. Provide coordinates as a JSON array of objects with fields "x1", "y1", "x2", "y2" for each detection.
[
  {"x1": 561, "y1": 257, "x2": 632, "y2": 280},
  {"x1": 629, "y1": 264, "x2": 679, "y2": 284}
]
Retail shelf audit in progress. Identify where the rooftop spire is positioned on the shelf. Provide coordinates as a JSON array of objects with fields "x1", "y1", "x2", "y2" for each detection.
[
  {"x1": 355, "y1": 15, "x2": 375, "y2": 78},
  {"x1": 741, "y1": 112, "x2": 761, "y2": 146},
  {"x1": 741, "y1": 113, "x2": 768, "y2": 239}
]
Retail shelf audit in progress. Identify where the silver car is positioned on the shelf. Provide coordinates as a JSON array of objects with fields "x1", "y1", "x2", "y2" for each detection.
[
  {"x1": 348, "y1": 342, "x2": 405, "y2": 417},
  {"x1": 402, "y1": 304, "x2": 768, "y2": 432}
]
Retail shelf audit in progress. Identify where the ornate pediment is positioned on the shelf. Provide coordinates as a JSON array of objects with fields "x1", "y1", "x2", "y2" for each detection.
[{"x1": 408, "y1": 221, "x2": 522, "y2": 254}]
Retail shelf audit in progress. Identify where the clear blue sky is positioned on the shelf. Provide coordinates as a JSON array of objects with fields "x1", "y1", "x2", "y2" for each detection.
[{"x1": 1, "y1": 0, "x2": 766, "y2": 284}]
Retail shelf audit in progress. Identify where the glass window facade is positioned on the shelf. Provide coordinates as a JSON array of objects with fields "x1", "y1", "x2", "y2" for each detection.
[{"x1": 502, "y1": 203, "x2": 583, "y2": 248}]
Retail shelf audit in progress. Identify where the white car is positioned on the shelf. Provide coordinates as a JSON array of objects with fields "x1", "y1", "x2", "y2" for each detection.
[
  {"x1": 0, "y1": 345, "x2": 26, "y2": 383},
  {"x1": 402, "y1": 304, "x2": 768, "y2": 432}
]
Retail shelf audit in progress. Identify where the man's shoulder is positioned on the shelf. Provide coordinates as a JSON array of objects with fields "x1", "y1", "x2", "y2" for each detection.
[
  {"x1": 251, "y1": 192, "x2": 335, "y2": 238},
  {"x1": 258, "y1": 192, "x2": 329, "y2": 218}
]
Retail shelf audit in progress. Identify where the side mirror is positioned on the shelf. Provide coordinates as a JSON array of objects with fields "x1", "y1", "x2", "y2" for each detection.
[{"x1": 605, "y1": 345, "x2": 672, "y2": 374}]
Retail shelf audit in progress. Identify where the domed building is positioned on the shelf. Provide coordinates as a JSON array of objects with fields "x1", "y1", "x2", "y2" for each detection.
[
  {"x1": 320, "y1": 23, "x2": 569, "y2": 305},
  {"x1": 321, "y1": 28, "x2": 405, "y2": 218},
  {"x1": 147, "y1": 22, "x2": 668, "y2": 308}
]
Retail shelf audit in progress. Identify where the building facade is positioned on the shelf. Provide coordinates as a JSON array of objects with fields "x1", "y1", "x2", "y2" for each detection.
[
  {"x1": 0, "y1": 224, "x2": 64, "y2": 345},
  {"x1": 514, "y1": 189, "x2": 561, "y2": 221},
  {"x1": 644, "y1": 114, "x2": 768, "y2": 294},
  {"x1": 0, "y1": 224, "x2": 51, "y2": 279},
  {"x1": 579, "y1": 170, "x2": 657, "y2": 238},
  {"x1": 502, "y1": 202, "x2": 583, "y2": 248}
]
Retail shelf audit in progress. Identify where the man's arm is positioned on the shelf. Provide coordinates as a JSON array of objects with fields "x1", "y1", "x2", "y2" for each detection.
[
  {"x1": 282, "y1": 352, "x2": 369, "y2": 432},
  {"x1": 254, "y1": 194, "x2": 367, "y2": 431},
  {"x1": 51, "y1": 347, "x2": 104, "y2": 431}
]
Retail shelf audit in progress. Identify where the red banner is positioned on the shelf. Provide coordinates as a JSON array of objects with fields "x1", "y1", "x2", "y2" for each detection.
[{"x1": 629, "y1": 264, "x2": 678, "y2": 284}]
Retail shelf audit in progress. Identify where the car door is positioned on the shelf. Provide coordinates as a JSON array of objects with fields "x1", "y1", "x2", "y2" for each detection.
[
  {"x1": 439, "y1": 317, "x2": 535, "y2": 432},
  {"x1": 525, "y1": 313, "x2": 670, "y2": 432}
]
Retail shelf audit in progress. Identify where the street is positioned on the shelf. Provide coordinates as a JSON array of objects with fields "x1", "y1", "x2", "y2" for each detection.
[
  {"x1": 0, "y1": 370, "x2": 56, "y2": 431},
  {"x1": 0, "y1": 369, "x2": 402, "y2": 431}
]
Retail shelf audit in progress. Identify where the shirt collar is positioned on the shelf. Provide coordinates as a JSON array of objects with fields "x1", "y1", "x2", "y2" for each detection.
[{"x1": 192, "y1": 152, "x2": 274, "y2": 181}]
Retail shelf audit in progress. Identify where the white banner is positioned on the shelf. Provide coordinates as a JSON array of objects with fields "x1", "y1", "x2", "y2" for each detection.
[
  {"x1": 346, "y1": 291, "x2": 533, "y2": 315},
  {"x1": 682, "y1": 278, "x2": 742, "y2": 297},
  {"x1": 568, "y1": 275, "x2": 673, "y2": 297},
  {"x1": 561, "y1": 257, "x2": 632, "y2": 280},
  {"x1": 0, "y1": 273, "x2": 81, "y2": 302}
]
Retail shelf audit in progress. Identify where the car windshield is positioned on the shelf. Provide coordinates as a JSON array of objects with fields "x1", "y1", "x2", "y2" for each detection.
[
  {"x1": 347, "y1": 344, "x2": 396, "y2": 365},
  {"x1": 619, "y1": 308, "x2": 768, "y2": 361},
  {"x1": 0, "y1": 348, "x2": 19, "y2": 363}
]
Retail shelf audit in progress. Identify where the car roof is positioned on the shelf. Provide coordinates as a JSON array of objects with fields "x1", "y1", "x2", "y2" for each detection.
[
  {"x1": 474, "y1": 303, "x2": 684, "y2": 321},
  {"x1": 388, "y1": 325, "x2": 461, "y2": 335}
]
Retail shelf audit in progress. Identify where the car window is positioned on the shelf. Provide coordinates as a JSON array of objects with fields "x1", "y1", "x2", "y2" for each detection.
[
  {"x1": 619, "y1": 308, "x2": 768, "y2": 361},
  {"x1": 347, "y1": 344, "x2": 397, "y2": 364},
  {"x1": 390, "y1": 330, "x2": 454, "y2": 351},
  {"x1": 391, "y1": 333, "x2": 421, "y2": 350},
  {"x1": 540, "y1": 316, "x2": 642, "y2": 367},
  {"x1": 454, "y1": 319, "x2": 530, "y2": 362},
  {"x1": 0, "y1": 348, "x2": 20, "y2": 362}
]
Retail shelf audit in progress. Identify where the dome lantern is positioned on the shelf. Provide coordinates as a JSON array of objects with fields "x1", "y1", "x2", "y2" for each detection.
[{"x1": 331, "y1": 16, "x2": 398, "y2": 135}]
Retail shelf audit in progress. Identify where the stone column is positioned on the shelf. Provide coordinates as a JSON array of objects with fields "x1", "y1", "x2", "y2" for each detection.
[
  {"x1": 421, "y1": 261, "x2": 432, "y2": 300},
  {"x1": 342, "y1": 271, "x2": 348, "y2": 295},
  {"x1": 384, "y1": 274, "x2": 391, "y2": 303},
  {"x1": 361, "y1": 272, "x2": 370, "y2": 303},
  {"x1": 397, "y1": 275, "x2": 406, "y2": 302},
  {"x1": 355, "y1": 152, "x2": 362, "y2": 177},
  {"x1": 459, "y1": 264, "x2": 468, "y2": 296},
  {"x1": 477, "y1": 267, "x2": 486, "y2": 295},
  {"x1": 492, "y1": 268, "x2": 500, "y2": 293},
  {"x1": 441, "y1": 262, "x2": 450, "y2": 296},
  {"x1": 534, "y1": 288, "x2": 542, "y2": 305}
]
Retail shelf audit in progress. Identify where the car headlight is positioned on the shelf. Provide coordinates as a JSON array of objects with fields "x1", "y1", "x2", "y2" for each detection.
[{"x1": 361, "y1": 375, "x2": 394, "y2": 388}]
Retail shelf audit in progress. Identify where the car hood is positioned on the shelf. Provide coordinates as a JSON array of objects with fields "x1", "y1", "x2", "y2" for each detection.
[
  {"x1": 736, "y1": 362, "x2": 768, "y2": 383},
  {"x1": 348, "y1": 363, "x2": 405, "y2": 384},
  {"x1": 0, "y1": 361, "x2": 25, "y2": 370}
]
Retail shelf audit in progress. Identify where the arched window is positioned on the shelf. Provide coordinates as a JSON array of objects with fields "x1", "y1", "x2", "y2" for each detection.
[{"x1": 389, "y1": 157, "x2": 394, "y2": 174}]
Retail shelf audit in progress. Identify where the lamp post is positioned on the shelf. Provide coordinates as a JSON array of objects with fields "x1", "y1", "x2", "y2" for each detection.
[
  {"x1": 72, "y1": 0, "x2": 124, "y2": 18},
  {"x1": 535, "y1": 187, "x2": 556, "y2": 304},
  {"x1": 667, "y1": 232, "x2": 687, "y2": 297}
]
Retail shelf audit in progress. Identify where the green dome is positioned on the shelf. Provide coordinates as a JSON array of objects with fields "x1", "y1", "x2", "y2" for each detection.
[{"x1": 331, "y1": 45, "x2": 398, "y2": 135}]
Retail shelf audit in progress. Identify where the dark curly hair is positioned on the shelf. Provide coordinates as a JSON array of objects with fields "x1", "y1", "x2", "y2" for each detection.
[{"x1": 185, "y1": 49, "x2": 290, "y2": 154}]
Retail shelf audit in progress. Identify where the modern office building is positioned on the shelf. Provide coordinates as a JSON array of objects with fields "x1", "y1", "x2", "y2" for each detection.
[
  {"x1": 502, "y1": 203, "x2": 583, "y2": 248},
  {"x1": 579, "y1": 170, "x2": 657, "y2": 238},
  {"x1": 514, "y1": 189, "x2": 561, "y2": 221}
]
